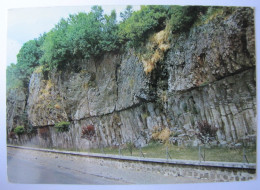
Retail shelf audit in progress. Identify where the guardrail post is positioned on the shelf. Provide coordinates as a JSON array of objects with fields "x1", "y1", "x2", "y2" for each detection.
[
  {"x1": 101, "y1": 145, "x2": 104, "y2": 154},
  {"x1": 243, "y1": 147, "x2": 249, "y2": 164},
  {"x1": 166, "y1": 145, "x2": 172, "y2": 160},
  {"x1": 119, "y1": 147, "x2": 121, "y2": 156},
  {"x1": 198, "y1": 145, "x2": 205, "y2": 162},
  {"x1": 139, "y1": 147, "x2": 145, "y2": 158},
  {"x1": 199, "y1": 145, "x2": 201, "y2": 162}
]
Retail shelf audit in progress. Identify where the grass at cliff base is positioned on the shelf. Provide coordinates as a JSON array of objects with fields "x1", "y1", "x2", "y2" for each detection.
[
  {"x1": 88, "y1": 143, "x2": 256, "y2": 163},
  {"x1": 10, "y1": 142, "x2": 256, "y2": 163}
]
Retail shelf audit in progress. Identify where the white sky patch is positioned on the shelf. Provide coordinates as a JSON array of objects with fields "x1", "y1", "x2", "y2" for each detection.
[{"x1": 7, "y1": 38, "x2": 22, "y2": 65}]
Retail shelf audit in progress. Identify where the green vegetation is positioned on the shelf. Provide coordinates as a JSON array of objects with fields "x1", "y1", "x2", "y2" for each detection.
[
  {"x1": 11, "y1": 142, "x2": 256, "y2": 163},
  {"x1": 54, "y1": 121, "x2": 70, "y2": 132},
  {"x1": 119, "y1": 5, "x2": 133, "y2": 21},
  {"x1": 40, "y1": 6, "x2": 120, "y2": 71},
  {"x1": 118, "y1": 5, "x2": 168, "y2": 47},
  {"x1": 14, "y1": 126, "x2": 25, "y2": 135},
  {"x1": 7, "y1": 5, "x2": 235, "y2": 89},
  {"x1": 195, "y1": 6, "x2": 236, "y2": 26},
  {"x1": 7, "y1": 35, "x2": 45, "y2": 91},
  {"x1": 167, "y1": 6, "x2": 207, "y2": 34},
  {"x1": 6, "y1": 64, "x2": 24, "y2": 90}
]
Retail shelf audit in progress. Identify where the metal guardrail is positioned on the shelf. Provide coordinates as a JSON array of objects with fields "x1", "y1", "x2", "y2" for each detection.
[{"x1": 7, "y1": 145, "x2": 256, "y2": 170}]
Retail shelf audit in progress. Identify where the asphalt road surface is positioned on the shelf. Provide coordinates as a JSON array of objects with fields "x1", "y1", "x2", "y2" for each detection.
[
  {"x1": 7, "y1": 154, "x2": 123, "y2": 184},
  {"x1": 7, "y1": 147, "x2": 210, "y2": 184}
]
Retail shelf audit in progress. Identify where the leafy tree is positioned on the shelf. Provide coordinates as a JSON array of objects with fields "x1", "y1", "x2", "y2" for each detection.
[
  {"x1": 8, "y1": 5, "x2": 219, "y2": 78},
  {"x1": 6, "y1": 63, "x2": 23, "y2": 90},
  {"x1": 118, "y1": 5, "x2": 168, "y2": 47},
  {"x1": 100, "y1": 10, "x2": 120, "y2": 52},
  {"x1": 66, "y1": 9, "x2": 103, "y2": 59},
  {"x1": 7, "y1": 35, "x2": 45, "y2": 90},
  {"x1": 40, "y1": 6, "x2": 121, "y2": 70},
  {"x1": 40, "y1": 18, "x2": 71, "y2": 70},
  {"x1": 120, "y1": 5, "x2": 133, "y2": 21},
  {"x1": 16, "y1": 38, "x2": 43, "y2": 82},
  {"x1": 168, "y1": 6, "x2": 207, "y2": 33}
]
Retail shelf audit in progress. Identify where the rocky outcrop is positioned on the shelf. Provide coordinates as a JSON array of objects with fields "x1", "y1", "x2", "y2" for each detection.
[
  {"x1": 166, "y1": 7, "x2": 255, "y2": 91},
  {"x1": 163, "y1": 7, "x2": 256, "y2": 146},
  {"x1": 6, "y1": 88, "x2": 27, "y2": 133},
  {"x1": 7, "y1": 8, "x2": 256, "y2": 149}
]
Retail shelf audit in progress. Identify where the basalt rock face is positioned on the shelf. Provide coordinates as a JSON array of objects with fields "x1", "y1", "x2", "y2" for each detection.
[
  {"x1": 6, "y1": 88, "x2": 27, "y2": 134},
  {"x1": 166, "y1": 7, "x2": 255, "y2": 91},
  {"x1": 163, "y1": 7, "x2": 256, "y2": 146},
  {"x1": 7, "y1": 8, "x2": 256, "y2": 149}
]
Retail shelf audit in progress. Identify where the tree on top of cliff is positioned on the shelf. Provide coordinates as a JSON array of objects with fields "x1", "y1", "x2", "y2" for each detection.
[
  {"x1": 39, "y1": 6, "x2": 120, "y2": 71},
  {"x1": 167, "y1": 6, "x2": 207, "y2": 34},
  {"x1": 118, "y1": 5, "x2": 168, "y2": 47},
  {"x1": 7, "y1": 34, "x2": 45, "y2": 90},
  {"x1": 7, "y1": 5, "x2": 228, "y2": 83},
  {"x1": 120, "y1": 5, "x2": 133, "y2": 21}
]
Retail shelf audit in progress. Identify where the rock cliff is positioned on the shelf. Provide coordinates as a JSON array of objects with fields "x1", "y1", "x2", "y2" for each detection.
[{"x1": 7, "y1": 8, "x2": 256, "y2": 149}]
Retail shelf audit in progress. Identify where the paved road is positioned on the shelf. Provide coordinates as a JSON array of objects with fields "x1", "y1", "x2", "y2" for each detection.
[
  {"x1": 7, "y1": 154, "x2": 123, "y2": 184},
  {"x1": 7, "y1": 147, "x2": 210, "y2": 184}
]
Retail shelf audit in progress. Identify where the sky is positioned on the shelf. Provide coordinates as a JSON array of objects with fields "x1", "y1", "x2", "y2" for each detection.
[{"x1": 7, "y1": 5, "x2": 140, "y2": 66}]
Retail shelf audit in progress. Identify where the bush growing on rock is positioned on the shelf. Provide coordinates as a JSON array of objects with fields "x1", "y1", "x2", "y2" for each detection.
[
  {"x1": 118, "y1": 5, "x2": 168, "y2": 47},
  {"x1": 54, "y1": 121, "x2": 70, "y2": 132},
  {"x1": 14, "y1": 126, "x2": 25, "y2": 135},
  {"x1": 81, "y1": 125, "x2": 95, "y2": 139},
  {"x1": 151, "y1": 126, "x2": 173, "y2": 144},
  {"x1": 196, "y1": 121, "x2": 218, "y2": 145},
  {"x1": 167, "y1": 6, "x2": 206, "y2": 34}
]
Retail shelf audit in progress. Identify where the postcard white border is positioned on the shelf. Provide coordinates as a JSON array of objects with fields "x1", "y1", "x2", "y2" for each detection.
[{"x1": 0, "y1": 0, "x2": 259, "y2": 190}]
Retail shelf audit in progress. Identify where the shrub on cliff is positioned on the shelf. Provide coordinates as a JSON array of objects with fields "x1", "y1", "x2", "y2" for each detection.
[
  {"x1": 167, "y1": 6, "x2": 206, "y2": 34},
  {"x1": 151, "y1": 126, "x2": 173, "y2": 144},
  {"x1": 81, "y1": 125, "x2": 95, "y2": 139},
  {"x1": 54, "y1": 121, "x2": 70, "y2": 132},
  {"x1": 118, "y1": 5, "x2": 168, "y2": 47},
  {"x1": 14, "y1": 126, "x2": 25, "y2": 135},
  {"x1": 196, "y1": 121, "x2": 218, "y2": 144}
]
